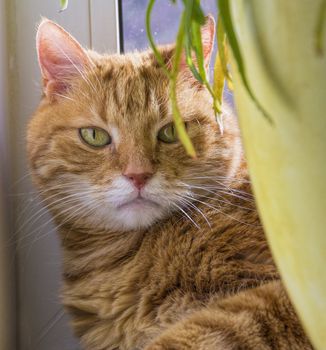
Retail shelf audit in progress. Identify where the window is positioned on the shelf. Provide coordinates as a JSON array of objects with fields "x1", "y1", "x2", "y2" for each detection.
[
  {"x1": 121, "y1": 0, "x2": 233, "y2": 105},
  {"x1": 121, "y1": 0, "x2": 217, "y2": 52}
]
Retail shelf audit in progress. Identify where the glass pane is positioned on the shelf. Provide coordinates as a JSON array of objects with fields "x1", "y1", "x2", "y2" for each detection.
[
  {"x1": 122, "y1": 0, "x2": 217, "y2": 52},
  {"x1": 121, "y1": 0, "x2": 233, "y2": 105}
]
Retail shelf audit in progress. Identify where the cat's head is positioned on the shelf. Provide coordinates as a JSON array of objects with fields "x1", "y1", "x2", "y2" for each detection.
[{"x1": 27, "y1": 17, "x2": 241, "y2": 232}]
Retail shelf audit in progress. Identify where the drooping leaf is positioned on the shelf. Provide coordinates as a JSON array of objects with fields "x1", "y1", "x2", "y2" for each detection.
[
  {"x1": 182, "y1": 0, "x2": 206, "y2": 24},
  {"x1": 213, "y1": 50, "x2": 225, "y2": 107},
  {"x1": 191, "y1": 1, "x2": 206, "y2": 24},
  {"x1": 216, "y1": 16, "x2": 233, "y2": 90},
  {"x1": 192, "y1": 21, "x2": 206, "y2": 80},
  {"x1": 170, "y1": 12, "x2": 197, "y2": 157},
  {"x1": 315, "y1": 0, "x2": 326, "y2": 56},
  {"x1": 59, "y1": 0, "x2": 68, "y2": 12},
  {"x1": 147, "y1": 1, "x2": 196, "y2": 157},
  {"x1": 218, "y1": 0, "x2": 272, "y2": 123},
  {"x1": 192, "y1": 19, "x2": 222, "y2": 125},
  {"x1": 184, "y1": 0, "x2": 203, "y2": 82},
  {"x1": 146, "y1": 0, "x2": 171, "y2": 77}
]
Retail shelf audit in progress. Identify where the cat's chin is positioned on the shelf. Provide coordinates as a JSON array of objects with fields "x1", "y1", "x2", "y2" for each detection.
[
  {"x1": 114, "y1": 200, "x2": 166, "y2": 231},
  {"x1": 117, "y1": 197, "x2": 160, "y2": 211}
]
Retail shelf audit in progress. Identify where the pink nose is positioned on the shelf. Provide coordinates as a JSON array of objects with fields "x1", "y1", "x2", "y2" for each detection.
[{"x1": 124, "y1": 172, "x2": 152, "y2": 190}]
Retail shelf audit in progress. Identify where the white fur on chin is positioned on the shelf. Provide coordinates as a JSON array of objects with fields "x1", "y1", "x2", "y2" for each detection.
[{"x1": 55, "y1": 174, "x2": 172, "y2": 232}]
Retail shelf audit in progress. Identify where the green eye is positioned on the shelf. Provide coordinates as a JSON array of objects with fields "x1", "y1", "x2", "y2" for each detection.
[
  {"x1": 79, "y1": 127, "x2": 111, "y2": 147},
  {"x1": 157, "y1": 122, "x2": 179, "y2": 143}
]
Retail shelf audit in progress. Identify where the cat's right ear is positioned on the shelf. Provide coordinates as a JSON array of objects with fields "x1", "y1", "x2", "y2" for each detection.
[{"x1": 36, "y1": 18, "x2": 91, "y2": 98}]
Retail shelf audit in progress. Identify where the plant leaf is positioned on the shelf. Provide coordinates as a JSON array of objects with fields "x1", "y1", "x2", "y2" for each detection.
[
  {"x1": 213, "y1": 50, "x2": 225, "y2": 106},
  {"x1": 218, "y1": 0, "x2": 272, "y2": 123},
  {"x1": 146, "y1": 0, "x2": 171, "y2": 77},
  {"x1": 192, "y1": 19, "x2": 222, "y2": 119},
  {"x1": 59, "y1": 0, "x2": 68, "y2": 12},
  {"x1": 171, "y1": 12, "x2": 197, "y2": 157},
  {"x1": 184, "y1": 0, "x2": 203, "y2": 82},
  {"x1": 182, "y1": 0, "x2": 206, "y2": 24},
  {"x1": 216, "y1": 16, "x2": 233, "y2": 89},
  {"x1": 315, "y1": 0, "x2": 326, "y2": 56}
]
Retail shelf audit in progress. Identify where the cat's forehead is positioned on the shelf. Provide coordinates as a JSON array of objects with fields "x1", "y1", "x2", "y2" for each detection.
[{"x1": 91, "y1": 52, "x2": 171, "y2": 128}]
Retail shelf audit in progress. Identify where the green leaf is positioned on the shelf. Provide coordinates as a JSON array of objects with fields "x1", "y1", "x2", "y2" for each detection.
[
  {"x1": 192, "y1": 21, "x2": 206, "y2": 80},
  {"x1": 170, "y1": 12, "x2": 197, "y2": 157},
  {"x1": 213, "y1": 50, "x2": 225, "y2": 106},
  {"x1": 192, "y1": 2, "x2": 206, "y2": 24},
  {"x1": 59, "y1": 0, "x2": 68, "y2": 12},
  {"x1": 184, "y1": 0, "x2": 203, "y2": 82},
  {"x1": 146, "y1": 0, "x2": 171, "y2": 77},
  {"x1": 182, "y1": 0, "x2": 206, "y2": 24},
  {"x1": 192, "y1": 19, "x2": 222, "y2": 118},
  {"x1": 216, "y1": 16, "x2": 233, "y2": 89},
  {"x1": 147, "y1": 1, "x2": 196, "y2": 157},
  {"x1": 315, "y1": 0, "x2": 326, "y2": 56},
  {"x1": 218, "y1": 0, "x2": 272, "y2": 123}
]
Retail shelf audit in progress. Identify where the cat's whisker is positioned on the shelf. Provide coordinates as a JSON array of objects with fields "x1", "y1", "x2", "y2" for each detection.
[
  {"x1": 53, "y1": 92, "x2": 75, "y2": 102},
  {"x1": 15, "y1": 190, "x2": 99, "y2": 245},
  {"x1": 189, "y1": 197, "x2": 259, "y2": 227},
  {"x1": 184, "y1": 174, "x2": 251, "y2": 184},
  {"x1": 26, "y1": 206, "x2": 78, "y2": 250},
  {"x1": 176, "y1": 180, "x2": 256, "y2": 221},
  {"x1": 61, "y1": 199, "x2": 106, "y2": 244},
  {"x1": 175, "y1": 195, "x2": 211, "y2": 228},
  {"x1": 217, "y1": 189, "x2": 254, "y2": 203},
  {"x1": 9, "y1": 171, "x2": 35, "y2": 189},
  {"x1": 15, "y1": 191, "x2": 90, "y2": 236},
  {"x1": 194, "y1": 193, "x2": 254, "y2": 212},
  {"x1": 24, "y1": 198, "x2": 100, "y2": 253},
  {"x1": 170, "y1": 201, "x2": 201, "y2": 229},
  {"x1": 35, "y1": 307, "x2": 65, "y2": 347},
  {"x1": 178, "y1": 181, "x2": 254, "y2": 204},
  {"x1": 7, "y1": 191, "x2": 39, "y2": 197}
]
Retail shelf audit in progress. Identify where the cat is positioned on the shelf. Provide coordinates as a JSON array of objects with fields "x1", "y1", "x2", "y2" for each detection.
[{"x1": 27, "y1": 17, "x2": 312, "y2": 350}]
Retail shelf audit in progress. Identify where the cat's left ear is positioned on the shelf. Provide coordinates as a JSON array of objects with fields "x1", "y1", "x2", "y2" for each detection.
[
  {"x1": 200, "y1": 14, "x2": 215, "y2": 67},
  {"x1": 177, "y1": 15, "x2": 215, "y2": 75},
  {"x1": 36, "y1": 18, "x2": 91, "y2": 98}
]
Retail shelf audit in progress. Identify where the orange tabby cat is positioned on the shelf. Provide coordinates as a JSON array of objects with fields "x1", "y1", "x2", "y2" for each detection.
[{"x1": 27, "y1": 17, "x2": 312, "y2": 350}]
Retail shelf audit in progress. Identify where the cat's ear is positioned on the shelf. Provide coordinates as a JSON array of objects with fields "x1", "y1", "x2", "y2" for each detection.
[
  {"x1": 201, "y1": 15, "x2": 215, "y2": 67},
  {"x1": 179, "y1": 15, "x2": 215, "y2": 72},
  {"x1": 36, "y1": 18, "x2": 91, "y2": 98}
]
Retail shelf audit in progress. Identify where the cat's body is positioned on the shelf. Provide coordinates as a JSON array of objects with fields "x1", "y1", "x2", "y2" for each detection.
[
  {"x1": 60, "y1": 188, "x2": 279, "y2": 349},
  {"x1": 27, "y1": 18, "x2": 312, "y2": 349}
]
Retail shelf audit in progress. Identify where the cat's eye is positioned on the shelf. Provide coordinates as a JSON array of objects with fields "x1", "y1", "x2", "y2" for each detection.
[
  {"x1": 157, "y1": 123, "x2": 179, "y2": 143},
  {"x1": 79, "y1": 127, "x2": 111, "y2": 148}
]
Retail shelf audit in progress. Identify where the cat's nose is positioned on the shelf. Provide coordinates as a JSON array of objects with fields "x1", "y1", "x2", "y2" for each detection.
[{"x1": 124, "y1": 172, "x2": 153, "y2": 190}]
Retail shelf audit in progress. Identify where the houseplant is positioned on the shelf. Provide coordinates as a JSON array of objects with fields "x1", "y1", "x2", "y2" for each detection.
[{"x1": 147, "y1": 1, "x2": 326, "y2": 349}]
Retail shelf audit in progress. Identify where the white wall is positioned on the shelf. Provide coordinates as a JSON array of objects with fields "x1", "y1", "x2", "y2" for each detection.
[
  {"x1": 5, "y1": 1, "x2": 119, "y2": 349},
  {"x1": 0, "y1": 0, "x2": 16, "y2": 348}
]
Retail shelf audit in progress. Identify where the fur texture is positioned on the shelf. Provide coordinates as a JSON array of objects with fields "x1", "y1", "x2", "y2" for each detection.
[{"x1": 27, "y1": 19, "x2": 312, "y2": 350}]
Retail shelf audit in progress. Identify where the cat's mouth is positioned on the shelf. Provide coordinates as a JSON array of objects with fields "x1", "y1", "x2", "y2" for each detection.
[{"x1": 117, "y1": 196, "x2": 160, "y2": 210}]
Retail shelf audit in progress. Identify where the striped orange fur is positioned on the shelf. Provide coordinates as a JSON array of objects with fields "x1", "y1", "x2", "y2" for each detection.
[{"x1": 27, "y1": 19, "x2": 312, "y2": 350}]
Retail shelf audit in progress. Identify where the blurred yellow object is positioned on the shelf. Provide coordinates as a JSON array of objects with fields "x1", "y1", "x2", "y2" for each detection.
[{"x1": 230, "y1": 1, "x2": 326, "y2": 349}]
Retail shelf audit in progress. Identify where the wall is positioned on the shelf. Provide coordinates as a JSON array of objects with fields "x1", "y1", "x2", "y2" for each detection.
[
  {"x1": 0, "y1": 0, "x2": 16, "y2": 347},
  {"x1": 4, "y1": 1, "x2": 119, "y2": 349}
]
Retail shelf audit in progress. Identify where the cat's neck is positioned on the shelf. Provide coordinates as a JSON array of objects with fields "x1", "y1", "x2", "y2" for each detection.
[{"x1": 58, "y1": 224, "x2": 145, "y2": 277}]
